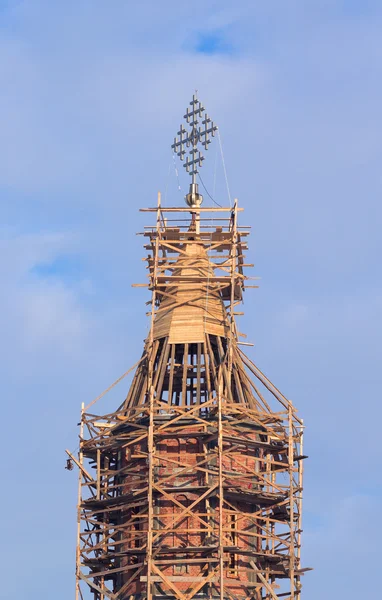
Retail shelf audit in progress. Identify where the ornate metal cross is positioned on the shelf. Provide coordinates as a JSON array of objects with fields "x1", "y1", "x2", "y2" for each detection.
[{"x1": 172, "y1": 93, "x2": 218, "y2": 189}]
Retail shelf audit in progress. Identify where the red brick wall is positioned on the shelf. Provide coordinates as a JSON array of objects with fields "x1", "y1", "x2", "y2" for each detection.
[{"x1": 120, "y1": 425, "x2": 262, "y2": 597}]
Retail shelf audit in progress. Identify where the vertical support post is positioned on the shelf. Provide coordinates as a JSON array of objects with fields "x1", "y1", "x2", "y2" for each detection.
[
  {"x1": 191, "y1": 209, "x2": 201, "y2": 234},
  {"x1": 227, "y1": 199, "x2": 238, "y2": 385},
  {"x1": 265, "y1": 450, "x2": 271, "y2": 588},
  {"x1": 217, "y1": 365, "x2": 224, "y2": 600},
  {"x1": 203, "y1": 434, "x2": 212, "y2": 585},
  {"x1": 75, "y1": 402, "x2": 84, "y2": 600},
  {"x1": 296, "y1": 421, "x2": 304, "y2": 599},
  {"x1": 270, "y1": 454, "x2": 276, "y2": 594},
  {"x1": 96, "y1": 449, "x2": 101, "y2": 500},
  {"x1": 288, "y1": 406, "x2": 295, "y2": 600},
  {"x1": 146, "y1": 192, "x2": 161, "y2": 600},
  {"x1": 100, "y1": 452, "x2": 109, "y2": 600}
]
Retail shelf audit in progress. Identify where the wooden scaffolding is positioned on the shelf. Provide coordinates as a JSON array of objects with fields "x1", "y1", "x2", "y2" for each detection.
[{"x1": 68, "y1": 197, "x2": 307, "y2": 600}]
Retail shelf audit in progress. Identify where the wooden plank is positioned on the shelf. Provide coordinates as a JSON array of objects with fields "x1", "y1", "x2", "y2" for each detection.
[
  {"x1": 167, "y1": 343, "x2": 175, "y2": 405},
  {"x1": 249, "y1": 561, "x2": 279, "y2": 600},
  {"x1": 197, "y1": 342, "x2": 201, "y2": 405},
  {"x1": 140, "y1": 576, "x2": 218, "y2": 583},
  {"x1": 182, "y1": 343, "x2": 188, "y2": 405},
  {"x1": 140, "y1": 207, "x2": 243, "y2": 212}
]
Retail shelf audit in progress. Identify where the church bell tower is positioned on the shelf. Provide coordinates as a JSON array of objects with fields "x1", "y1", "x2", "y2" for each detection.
[{"x1": 67, "y1": 94, "x2": 307, "y2": 600}]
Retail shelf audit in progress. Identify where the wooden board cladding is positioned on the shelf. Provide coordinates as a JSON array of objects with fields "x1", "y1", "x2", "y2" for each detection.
[{"x1": 153, "y1": 242, "x2": 230, "y2": 343}]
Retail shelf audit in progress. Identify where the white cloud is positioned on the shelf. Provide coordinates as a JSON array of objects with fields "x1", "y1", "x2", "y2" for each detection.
[{"x1": 0, "y1": 233, "x2": 88, "y2": 367}]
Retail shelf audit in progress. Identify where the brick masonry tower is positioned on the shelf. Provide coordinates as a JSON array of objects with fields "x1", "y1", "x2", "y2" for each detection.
[{"x1": 67, "y1": 95, "x2": 308, "y2": 600}]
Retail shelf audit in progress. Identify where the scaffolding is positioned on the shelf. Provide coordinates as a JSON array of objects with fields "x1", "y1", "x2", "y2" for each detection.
[{"x1": 68, "y1": 197, "x2": 307, "y2": 600}]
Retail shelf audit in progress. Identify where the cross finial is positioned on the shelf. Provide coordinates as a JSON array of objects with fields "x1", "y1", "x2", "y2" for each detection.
[{"x1": 171, "y1": 93, "x2": 218, "y2": 208}]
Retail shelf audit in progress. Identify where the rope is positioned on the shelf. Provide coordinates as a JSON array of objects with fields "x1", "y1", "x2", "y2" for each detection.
[
  {"x1": 172, "y1": 152, "x2": 182, "y2": 194},
  {"x1": 198, "y1": 172, "x2": 222, "y2": 208},
  {"x1": 164, "y1": 159, "x2": 172, "y2": 205},
  {"x1": 213, "y1": 142, "x2": 218, "y2": 200},
  {"x1": 218, "y1": 129, "x2": 232, "y2": 207}
]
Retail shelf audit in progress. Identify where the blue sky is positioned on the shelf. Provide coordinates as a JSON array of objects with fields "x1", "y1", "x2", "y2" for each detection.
[{"x1": 1, "y1": 1, "x2": 381, "y2": 598}]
